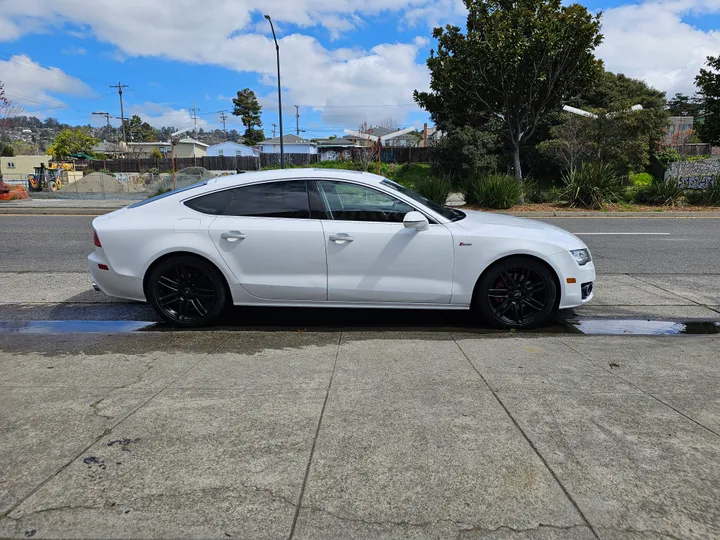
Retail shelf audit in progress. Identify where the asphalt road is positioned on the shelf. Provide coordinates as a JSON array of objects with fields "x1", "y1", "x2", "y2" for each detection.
[{"x1": 0, "y1": 214, "x2": 718, "y2": 274}]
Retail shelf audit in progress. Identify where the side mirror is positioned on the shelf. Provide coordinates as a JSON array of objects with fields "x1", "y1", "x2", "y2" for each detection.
[{"x1": 403, "y1": 211, "x2": 429, "y2": 231}]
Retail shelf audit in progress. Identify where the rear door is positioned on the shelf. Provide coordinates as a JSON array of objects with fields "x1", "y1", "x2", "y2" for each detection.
[
  {"x1": 316, "y1": 180, "x2": 454, "y2": 304},
  {"x1": 203, "y1": 180, "x2": 328, "y2": 301}
]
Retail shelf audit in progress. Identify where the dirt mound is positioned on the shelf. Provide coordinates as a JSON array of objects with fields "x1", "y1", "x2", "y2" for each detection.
[{"x1": 73, "y1": 172, "x2": 149, "y2": 193}]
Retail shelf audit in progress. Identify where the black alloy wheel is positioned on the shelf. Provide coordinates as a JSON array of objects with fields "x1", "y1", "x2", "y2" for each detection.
[
  {"x1": 476, "y1": 257, "x2": 557, "y2": 329},
  {"x1": 148, "y1": 255, "x2": 227, "y2": 327}
]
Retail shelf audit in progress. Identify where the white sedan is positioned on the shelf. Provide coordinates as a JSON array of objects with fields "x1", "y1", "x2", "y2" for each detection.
[{"x1": 89, "y1": 169, "x2": 595, "y2": 329}]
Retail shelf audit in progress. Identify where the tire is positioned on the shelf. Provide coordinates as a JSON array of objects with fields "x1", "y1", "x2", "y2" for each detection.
[
  {"x1": 474, "y1": 256, "x2": 557, "y2": 329},
  {"x1": 147, "y1": 255, "x2": 228, "y2": 327}
]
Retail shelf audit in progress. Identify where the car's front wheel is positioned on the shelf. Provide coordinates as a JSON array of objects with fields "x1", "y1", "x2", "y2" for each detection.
[
  {"x1": 475, "y1": 256, "x2": 557, "y2": 329},
  {"x1": 147, "y1": 255, "x2": 228, "y2": 327}
]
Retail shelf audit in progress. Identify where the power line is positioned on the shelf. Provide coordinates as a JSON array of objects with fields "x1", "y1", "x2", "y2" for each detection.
[
  {"x1": 110, "y1": 82, "x2": 129, "y2": 144},
  {"x1": 218, "y1": 111, "x2": 228, "y2": 141},
  {"x1": 190, "y1": 101, "x2": 199, "y2": 138}
]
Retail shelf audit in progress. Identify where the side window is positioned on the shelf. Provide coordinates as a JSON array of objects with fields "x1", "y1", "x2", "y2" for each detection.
[
  {"x1": 224, "y1": 180, "x2": 310, "y2": 219},
  {"x1": 184, "y1": 188, "x2": 237, "y2": 215},
  {"x1": 316, "y1": 181, "x2": 413, "y2": 223}
]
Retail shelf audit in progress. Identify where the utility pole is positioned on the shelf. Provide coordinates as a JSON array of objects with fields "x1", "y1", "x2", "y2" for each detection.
[
  {"x1": 295, "y1": 105, "x2": 300, "y2": 136},
  {"x1": 272, "y1": 123, "x2": 277, "y2": 138},
  {"x1": 264, "y1": 15, "x2": 284, "y2": 168},
  {"x1": 218, "y1": 111, "x2": 228, "y2": 141},
  {"x1": 191, "y1": 102, "x2": 199, "y2": 139},
  {"x1": 110, "y1": 82, "x2": 129, "y2": 144}
]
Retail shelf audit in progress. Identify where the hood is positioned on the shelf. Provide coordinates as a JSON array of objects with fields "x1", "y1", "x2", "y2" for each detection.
[{"x1": 453, "y1": 210, "x2": 587, "y2": 251}]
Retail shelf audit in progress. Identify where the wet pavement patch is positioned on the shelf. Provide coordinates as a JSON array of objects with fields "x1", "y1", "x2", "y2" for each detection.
[
  {"x1": 0, "y1": 313, "x2": 718, "y2": 336},
  {"x1": 570, "y1": 319, "x2": 720, "y2": 335},
  {"x1": 0, "y1": 320, "x2": 155, "y2": 333}
]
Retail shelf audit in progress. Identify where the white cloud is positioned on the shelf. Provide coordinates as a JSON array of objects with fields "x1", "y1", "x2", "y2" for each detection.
[
  {"x1": 597, "y1": 0, "x2": 720, "y2": 95},
  {"x1": 126, "y1": 102, "x2": 212, "y2": 131},
  {"x1": 0, "y1": 54, "x2": 94, "y2": 112},
  {"x1": 0, "y1": 1, "x2": 445, "y2": 127}
]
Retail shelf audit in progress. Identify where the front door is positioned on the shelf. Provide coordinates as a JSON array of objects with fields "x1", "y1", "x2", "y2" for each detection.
[
  {"x1": 207, "y1": 180, "x2": 327, "y2": 301},
  {"x1": 316, "y1": 180, "x2": 454, "y2": 304}
]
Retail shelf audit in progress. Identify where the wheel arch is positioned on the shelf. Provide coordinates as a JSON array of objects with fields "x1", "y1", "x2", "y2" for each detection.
[
  {"x1": 471, "y1": 253, "x2": 562, "y2": 311},
  {"x1": 142, "y1": 251, "x2": 232, "y2": 301}
]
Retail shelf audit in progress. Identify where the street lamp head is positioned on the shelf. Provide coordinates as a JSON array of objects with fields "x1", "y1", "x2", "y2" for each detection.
[{"x1": 264, "y1": 14, "x2": 271, "y2": 20}]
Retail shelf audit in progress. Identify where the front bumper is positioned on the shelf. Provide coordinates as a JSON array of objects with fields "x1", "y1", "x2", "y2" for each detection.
[
  {"x1": 550, "y1": 251, "x2": 596, "y2": 309},
  {"x1": 88, "y1": 251, "x2": 146, "y2": 302}
]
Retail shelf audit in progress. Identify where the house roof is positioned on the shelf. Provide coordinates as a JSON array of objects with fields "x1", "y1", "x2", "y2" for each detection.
[
  {"x1": 260, "y1": 134, "x2": 316, "y2": 145},
  {"x1": 208, "y1": 141, "x2": 254, "y2": 149},
  {"x1": 92, "y1": 141, "x2": 122, "y2": 153},
  {"x1": 316, "y1": 138, "x2": 358, "y2": 147},
  {"x1": 177, "y1": 137, "x2": 209, "y2": 147}
]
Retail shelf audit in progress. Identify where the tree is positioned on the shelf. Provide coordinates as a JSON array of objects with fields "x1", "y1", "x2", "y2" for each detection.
[
  {"x1": 415, "y1": 0, "x2": 602, "y2": 179},
  {"x1": 537, "y1": 113, "x2": 595, "y2": 171},
  {"x1": 666, "y1": 93, "x2": 703, "y2": 118},
  {"x1": 232, "y1": 89, "x2": 265, "y2": 145},
  {"x1": 1, "y1": 144, "x2": 14, "y2": 156},
  {"x1": 0, "y1": 80, "x2": 25, "y2": 140},
  {"x1": 48, "y1": 127, "x2": 99, "y2": 159},
  {"x1": 123, "y1": 115, "x2": 158, "y2": 142},
  {"x1": 695, "y1": 56, "x2": 720, "y2": 145},
  {"x1": 431, "y1": 125, "x2": 500, "y2": 179},
  {"x1": 379, "y1": 118, "x2": 399, "y2": 130},
  {"x1": 9, "y1": 140, "x2": 37, "y2": 155},
  {"x1": 150, "y1": 148, "x2": 163, "y2": 159}
]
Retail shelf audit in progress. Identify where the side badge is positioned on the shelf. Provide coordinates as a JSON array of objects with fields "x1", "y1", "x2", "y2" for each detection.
[{"x1": 459, "y1": 242, "x2": 472, "y2": 247}]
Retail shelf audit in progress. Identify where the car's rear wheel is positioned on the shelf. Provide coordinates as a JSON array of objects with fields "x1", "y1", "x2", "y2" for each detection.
[
  {"x1": 475, "y1": 256, "x2": 557, "y2": 329},
  {"x1": 147, "y1": 255, "x2": 227, "y2": 327}
]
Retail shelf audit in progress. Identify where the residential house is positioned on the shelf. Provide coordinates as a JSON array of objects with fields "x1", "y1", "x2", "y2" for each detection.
[
  {"x1": 259, "y1": 134, "x2": 317, "y2": 155},
  {"x1": 207, "y1": 141, "x2": 259, "y2": 157},
  {"x1": 666, "y1": 116, "x2": 695, "y2": 145},
  {"x1": 126, "y1": 138, "x2": 208, "y2": 159},
  {"x1": 92, "y1": 141, "x2": 125, "y2": 158},
  {"x1": 344, "y1": 126, "x2": 396, "y2": 147},
  {"x1": 315, "y1": 138, "x2": 359, "y2": 161},
  {"x1": 0, "y1": 155, "x2": 53, "y2": 180}
]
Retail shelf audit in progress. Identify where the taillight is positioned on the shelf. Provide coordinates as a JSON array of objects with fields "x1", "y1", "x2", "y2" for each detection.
[{"x1": 93, "y1": 231, "x2": 102, "y2": 248}]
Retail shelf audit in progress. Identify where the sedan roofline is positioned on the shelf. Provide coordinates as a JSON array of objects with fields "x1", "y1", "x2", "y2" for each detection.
[{"x1": 208, "y1": 168, "x2": 384, "y2": 187}]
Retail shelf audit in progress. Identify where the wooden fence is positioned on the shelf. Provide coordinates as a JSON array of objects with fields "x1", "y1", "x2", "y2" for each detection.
[
  {"x1": 80, "y1": 147, "x2": 432, "y2": 174},
  {"x1": 669, "y1": 143, "x2": 712, "y2": 156}
]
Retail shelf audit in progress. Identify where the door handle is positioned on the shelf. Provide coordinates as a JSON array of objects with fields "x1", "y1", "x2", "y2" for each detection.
[
  {"x1": 329, "y1": 233, "x2": 354, "y2": 243},
  {"x1": 221, "y1": 230, "x2": 247, "y2": 242}
]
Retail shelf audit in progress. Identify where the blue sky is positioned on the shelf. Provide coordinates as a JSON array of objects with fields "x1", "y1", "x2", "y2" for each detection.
[{"x1": 1, "y1": 0, "x2": 719, "y2": 140}]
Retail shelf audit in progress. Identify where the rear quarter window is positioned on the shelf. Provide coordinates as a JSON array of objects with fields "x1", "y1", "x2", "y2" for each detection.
[{"x1": 184, "y1": 189, "x2": 237, "y2": 215}]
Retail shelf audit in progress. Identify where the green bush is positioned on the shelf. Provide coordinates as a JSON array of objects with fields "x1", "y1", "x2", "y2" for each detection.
[
  {"x1": 633, "y1": 177, "x2": 683, "y2": 205},
  {"x1": 561, "y1": 162, "x2": 625, "y2": 209},
  {"x1": 412, "y1": 175, "x2": 453, "y2": 206},
  {"x1": 524, "y1": 182, "x2": 564, "y2": 204},
  {"x1": 628, "y1": 172, "x2": 654, "y2": 186},
  {"x1": 471, "y1": 174, "x2": 523, "y2": 209},
  {"x1": 655, "y1": 147, "x2": 681, "y2": 165},
  {"x1": 684, "y1": 176, "x2": 720, "y2": 206},
  {"x1": 394, "y1": 163, "x2": 432, "y2": 185}
]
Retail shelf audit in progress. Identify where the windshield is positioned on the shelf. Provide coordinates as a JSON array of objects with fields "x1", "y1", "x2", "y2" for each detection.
[
  {"x1": 380, "y1": 179, "x2": 465, "y2": 222},
  {"x1": 128, "y1": 181, "x2": 208, "y2": 208}
]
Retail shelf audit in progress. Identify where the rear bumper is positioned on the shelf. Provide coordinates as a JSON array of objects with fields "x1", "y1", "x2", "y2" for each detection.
[
  {"x1": 550, "y1": 251, "x2": 596, "y2": 309},
  {"x1": 88, "y1": 251, "x2": 146, "y2": 302}
]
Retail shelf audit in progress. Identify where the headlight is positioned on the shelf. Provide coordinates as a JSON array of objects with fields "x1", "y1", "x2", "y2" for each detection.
[{"x1": 570, "y1": 248, "x2": 591, "y2": 266}]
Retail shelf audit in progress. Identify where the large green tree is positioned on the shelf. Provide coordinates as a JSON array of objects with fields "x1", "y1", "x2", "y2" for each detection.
[
  {"x1": 695, "y1": 56, "x2": 720, "y2": 144},
  {"x1": 123, "y1": 115, "x2": 158, "y2": 142},
  {"x1": 666, "y1": 93, "x2": 703, "y2": 118},
  {"x1": 232, "y1": 88, "x2": 265, "y2": 145},
  {"x1": 48, "y1": 127, "x2": 99, "y2": 159},
  {"x1": 540, "y1": 70, "x2": 669, "y2": 173},
  {"x1": 415, "y1": 0, "x2": 603, "y2": 179}
]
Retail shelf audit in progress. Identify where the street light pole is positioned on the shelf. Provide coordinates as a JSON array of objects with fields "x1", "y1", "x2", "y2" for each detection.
[{"x1": 264, "y1": 14, "x2": 284, "y2": 169}]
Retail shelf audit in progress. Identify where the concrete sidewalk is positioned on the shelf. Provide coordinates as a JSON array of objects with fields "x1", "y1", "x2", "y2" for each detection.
[
  {"x1": 3, "y1": 197, "x2": 720, "y2": 217},
  {"x1": 1, "y1": 330, "x2": 719, "y2": 539}
]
